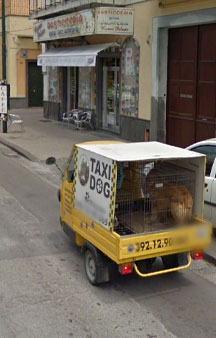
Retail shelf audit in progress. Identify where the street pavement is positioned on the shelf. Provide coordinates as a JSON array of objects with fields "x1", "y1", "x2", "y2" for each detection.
[
  {"x1": 1, "y1": 142, "x2": 216, "y2": 338},
  {"x1": 0, "y1": 108, "x2": 122, "y2": 162},
  {"x1": 0, "y1": 143, "x2": 175, "y2": 338},
  {"x1": 1, "y1": 109, "x2": 216, "y2": 337},
  {"x1": 1, "y1": 108, "x2": 216, "y2": 263}
]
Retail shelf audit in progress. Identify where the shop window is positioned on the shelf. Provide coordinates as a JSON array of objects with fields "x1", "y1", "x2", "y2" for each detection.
[
  {"x1": 121, "y1": 38, "x2": 140, "y2": 118},
  {"x1": 102, "y1": 57, "x2": 120, "y2": 132},
  {"x1": 48, "y1": 66, "x2": 59, "y2": 103},
  {"x1": 67, "y1": 67, "x2": 78, "y2": 110},
  {"x1": 78, "y1": 67, "x2": 91, "y2": 108}
]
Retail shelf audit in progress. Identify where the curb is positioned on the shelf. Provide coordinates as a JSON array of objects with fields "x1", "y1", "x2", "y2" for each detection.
[
  {"x1": 203, "y1": 252, "x2": 216, "y2": 266},
  {"x1": 203, "y1": 231, "x2": 216, "y2": 265},
  {"x1": 0, "y1": 137, "x2": 38, "y2": 162}
]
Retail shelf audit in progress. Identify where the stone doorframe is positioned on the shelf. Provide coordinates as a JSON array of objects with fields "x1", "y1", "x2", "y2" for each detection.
[{"x1": 151, "y1": 7, "x2": 216, "y2": 142}]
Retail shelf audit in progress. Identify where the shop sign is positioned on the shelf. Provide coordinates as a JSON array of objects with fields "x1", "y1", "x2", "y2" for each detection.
[
  {"x1": 95, "y1": 7, "x2": 134, "y2": 35},
  {"x1": 75, "y1": 148, "x2": 113, "y2": 229},
  {"x1": 34, "y1": 7, "x2": 134, "y2": 42},
  {"x1": 0, "y1": 85, "x2": 8, "y2": 114},
  {"x1": 34, "y1": 9, "x2": 95, "y2": 42}
]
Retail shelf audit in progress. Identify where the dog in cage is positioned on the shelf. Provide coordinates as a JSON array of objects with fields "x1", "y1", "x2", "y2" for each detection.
[{"x1": 146, "y1": 168, "x2": 193, "y2": 226}]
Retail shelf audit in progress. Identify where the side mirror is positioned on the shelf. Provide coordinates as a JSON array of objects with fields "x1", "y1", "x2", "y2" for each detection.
[
  {"x1": 46, "y1": 156, "x2": 63, "y2": 175},
  {"x1": 46, "y1": 157, "x2": 56, "y2": 165}
]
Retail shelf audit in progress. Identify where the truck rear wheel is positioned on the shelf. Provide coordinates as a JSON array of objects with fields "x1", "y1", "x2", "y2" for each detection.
[
  {"x1": 84, "y1": 250, "x2": 99, "y2": 285},
  {"x1": 83, "y1": 243, "x2": 110, "y2": 285}
]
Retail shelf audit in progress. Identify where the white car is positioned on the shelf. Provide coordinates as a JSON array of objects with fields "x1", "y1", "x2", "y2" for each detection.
[{"x1": 187, "y1": 139, "x2": 216, "y2": 228}]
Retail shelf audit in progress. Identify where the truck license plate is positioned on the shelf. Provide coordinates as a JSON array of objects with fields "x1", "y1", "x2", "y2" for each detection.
[{"x1": 135, "y1": 237, "x2": 187, "y2": 252}]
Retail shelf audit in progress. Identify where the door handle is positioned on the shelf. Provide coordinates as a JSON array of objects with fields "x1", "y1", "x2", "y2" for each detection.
[{"x1": 205, "y1": 183, "x2": 208, "y2": 188}]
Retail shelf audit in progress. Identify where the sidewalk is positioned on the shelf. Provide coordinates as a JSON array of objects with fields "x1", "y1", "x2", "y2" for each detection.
[
  {"x1": 0, "y1": 108, "x2": 215, "y2": 266},
  {"x1": 204, "y1": 232, "x2": 216, "y2": 266},
  {"x1": 0, "y1": 108, "x2": 122, "y2": 162}
]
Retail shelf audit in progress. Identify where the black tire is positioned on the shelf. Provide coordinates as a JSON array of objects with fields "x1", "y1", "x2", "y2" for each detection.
[
  {"x1": 136, "y1": 258, "x2": 156, "y2": 273},
  {"x1": 84, "y1": 250, "x2": 101, "y2": 286},
  {"x1": 57, "y1": 189, "x2": 61, "y2": 202},
  {"x1": 162, "y1": 254, "x2": 179, "y2": 269}
]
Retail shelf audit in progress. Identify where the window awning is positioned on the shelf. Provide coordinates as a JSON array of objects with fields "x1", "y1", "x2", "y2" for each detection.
[{"x1": 37, "y1": 43, "x2": 119, "y2": 67}]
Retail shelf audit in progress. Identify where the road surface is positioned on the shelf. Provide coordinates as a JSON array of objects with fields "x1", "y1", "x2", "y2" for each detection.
[{"x1": 0, "y1": 143, "x2": 216, "y2": 338}]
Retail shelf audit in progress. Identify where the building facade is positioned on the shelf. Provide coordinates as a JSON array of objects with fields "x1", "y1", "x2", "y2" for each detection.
[
  {"x1": 0, "y1": 0, "x2": 42, "y2": 108},
  {"x1": 30, "y1": 0, "x2": 216, "y2": 145}
]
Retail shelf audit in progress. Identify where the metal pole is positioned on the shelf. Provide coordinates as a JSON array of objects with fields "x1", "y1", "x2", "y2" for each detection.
[
  {"x1": 2, "y1": 0, "x2": 7, "y2": 133},
  {"x1": 2, "y1": 0, "x2": 6, "y2": 80}
]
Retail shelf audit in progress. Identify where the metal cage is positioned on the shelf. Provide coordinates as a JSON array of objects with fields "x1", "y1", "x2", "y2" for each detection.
[{"x1": 114, "y1": 161, "x2": 195, "y2": 235}]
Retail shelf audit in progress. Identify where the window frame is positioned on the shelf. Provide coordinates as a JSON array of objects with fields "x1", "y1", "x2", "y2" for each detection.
[
  {"x1": 190, "y1": 144, "x2": 216, "y2": 177},
  {"x1": 65, "y1": 147, "x2": 76, "y2": 183}
]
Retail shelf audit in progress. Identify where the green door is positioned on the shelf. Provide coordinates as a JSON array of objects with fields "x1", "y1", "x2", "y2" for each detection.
[{"x1": 28, "y1": 62, "x2": 43, "y2": 107}]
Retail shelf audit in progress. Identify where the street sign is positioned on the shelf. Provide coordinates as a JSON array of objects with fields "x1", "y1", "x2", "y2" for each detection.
[{"x1": 0, "y1": 85, "x2": 8, "y2": 114}]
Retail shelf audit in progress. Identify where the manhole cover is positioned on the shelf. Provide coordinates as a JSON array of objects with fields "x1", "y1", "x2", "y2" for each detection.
[{"x1": 39, "y1": 119, "x2": 52, "y2": 123}]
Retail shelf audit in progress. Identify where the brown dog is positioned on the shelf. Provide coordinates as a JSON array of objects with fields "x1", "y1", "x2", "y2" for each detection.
[{"x1": 146, "y1": 169, "x2": 193, "y2": 225}]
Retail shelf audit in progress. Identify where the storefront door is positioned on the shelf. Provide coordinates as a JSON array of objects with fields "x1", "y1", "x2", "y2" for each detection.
[
  {"x1": 102, "y1": 59, "x2": 120, "y2": 133},
  {"x1": 28, "y1": 62, "x2": 43, "y2": 107},
  {"x1": 167, "y1": 24, "x2": 216, "y2": 147}
]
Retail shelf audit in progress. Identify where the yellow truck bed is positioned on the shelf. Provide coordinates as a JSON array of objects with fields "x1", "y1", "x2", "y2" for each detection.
[{"x1": 65, "y1": 208, "x2": 211, "y2": 265}]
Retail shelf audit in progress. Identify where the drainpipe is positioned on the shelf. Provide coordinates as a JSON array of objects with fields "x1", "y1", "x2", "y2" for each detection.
[
  {"x1": 1, "y1": 0, "x2": 7, "y2": 133},
  {"x1": 2, "y1": 0, "x2": 6, "y2": 80}
]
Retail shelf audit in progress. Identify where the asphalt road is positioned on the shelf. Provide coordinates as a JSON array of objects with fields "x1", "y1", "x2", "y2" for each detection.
[{"x1": 0, "y1": 144, "x2": 216, "y2": 338}]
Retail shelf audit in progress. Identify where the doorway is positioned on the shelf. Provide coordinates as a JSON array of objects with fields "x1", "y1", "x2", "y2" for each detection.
[
  {"x1": 167, "y1": 24, "x2": 216, "y2": 147},
  {"x1": 102, "y1": 58, "x2": 120, "y2": 133},
  {"x1": 28, "y1": 61, "x2": 43, "y2": 107}
]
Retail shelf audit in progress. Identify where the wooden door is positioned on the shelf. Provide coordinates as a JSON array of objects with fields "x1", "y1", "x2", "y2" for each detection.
[
  {"x1": 196, "y1": 24, "x2": 216, "y2": 142},
  {"x1": 167, "y1": 27, "x2": 198, "y2": 147},
  {"x1": 167, "y1": 24, "x2": 216, "y2": 147},
  {"x1": 28, "y1": 62, "x2": 43, "y2": 107}
]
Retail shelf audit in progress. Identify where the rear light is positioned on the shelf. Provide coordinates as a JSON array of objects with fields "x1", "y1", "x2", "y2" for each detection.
[
  {"x1": 120, "y1": 262, "x2": 133, "y2": 275},
  {"x1": 192, "y1": 251, "x2": 203, "y2": 260}
]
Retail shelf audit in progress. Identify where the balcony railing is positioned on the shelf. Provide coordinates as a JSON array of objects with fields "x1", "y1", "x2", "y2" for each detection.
[
  {"x1": 0, "y1": 0, "x2": 30, "y2": 16},
  {"x1": 29, "y1": 0, "x2": 67, "y2": 13}
]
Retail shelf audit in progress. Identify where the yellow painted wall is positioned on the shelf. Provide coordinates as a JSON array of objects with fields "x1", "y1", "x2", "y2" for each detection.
[
  {"x1": 131, "y1": 0, "x2": 216, "y2": 120},
  {"x1": 0, "y1": 15, "x2": 41, "y2": 98},
  {"x1": 16, "y1": 49, "x2": 41, "y2": 97}
]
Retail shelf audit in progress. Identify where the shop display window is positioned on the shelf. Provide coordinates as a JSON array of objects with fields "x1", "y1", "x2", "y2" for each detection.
[{"x1": 121, "y1": 38, "x2": 140, "y2": 118}]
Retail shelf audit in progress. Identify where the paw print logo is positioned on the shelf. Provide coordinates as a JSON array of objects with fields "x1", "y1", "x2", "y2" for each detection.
[{"x1": 96, "y1": 179, "x2": 103, "y2": 194}]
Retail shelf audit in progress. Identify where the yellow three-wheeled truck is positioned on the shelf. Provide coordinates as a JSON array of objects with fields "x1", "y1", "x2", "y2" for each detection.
[{"x1": 48, "y1": 141, "x2": 212, "y2": 285}]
